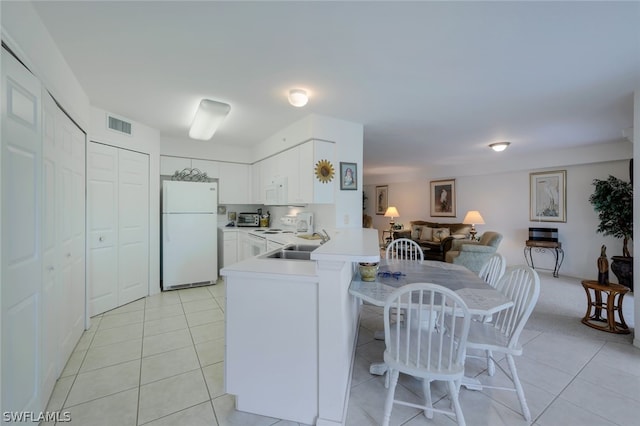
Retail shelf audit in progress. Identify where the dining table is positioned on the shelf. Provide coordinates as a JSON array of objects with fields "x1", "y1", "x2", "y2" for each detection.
[{"x1": 349, "y1": 259, "x2": 513, "y2": 390}]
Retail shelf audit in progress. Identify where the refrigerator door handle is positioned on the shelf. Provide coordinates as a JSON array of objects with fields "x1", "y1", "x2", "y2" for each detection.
[{"x1": 165, "y1": 214, "x2": 170, "y2": 242}]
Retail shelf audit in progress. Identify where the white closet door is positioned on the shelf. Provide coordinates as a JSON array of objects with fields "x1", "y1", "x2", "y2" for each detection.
[
  {"x1": 118, "y1": 149, "x2": 149, "y2": 306},
  {"x1": 1, "y1": 49, "x2": 43, "y2": 415},
  {"x1": 87, "y1": 143, "x2": 119, "y2": 316},
  {"x1": 88, "y1": 143, "x2": 149, "y2": 315},
  {"x1": 41, "y1": 93, "x2": 59, "y2": 401},
  {"x1": 57, "y1": 105, "x2": 85, "y2": 362}
]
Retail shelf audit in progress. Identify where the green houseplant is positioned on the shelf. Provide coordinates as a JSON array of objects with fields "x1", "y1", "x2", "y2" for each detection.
[{"x1": 589, "y1": 175, "x2": 633, "y2": 290}]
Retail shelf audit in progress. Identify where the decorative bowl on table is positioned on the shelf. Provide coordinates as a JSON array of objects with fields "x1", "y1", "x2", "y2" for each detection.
[{"x1": 358, "y1": 262, "x2": 379, "y2": 282}]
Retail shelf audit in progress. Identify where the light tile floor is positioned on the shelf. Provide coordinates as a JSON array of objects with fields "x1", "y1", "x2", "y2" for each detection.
[{"x1": 45, "y1": 273, "x2": 639, "y2": 425}]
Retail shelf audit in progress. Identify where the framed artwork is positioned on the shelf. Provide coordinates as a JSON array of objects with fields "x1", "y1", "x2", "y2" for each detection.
[
  {"x1": 430, "y1": 179, "x2": 456, "y2": 217},
  {"x1": 530, "y1": 170, "x2": 566, "y2": 222},
  {"x1": 340, "y1": 162, "x2": 357, "y2": 190},
  {"x1": 375, "y1": 185, "x2": 388, "y2": 215}
]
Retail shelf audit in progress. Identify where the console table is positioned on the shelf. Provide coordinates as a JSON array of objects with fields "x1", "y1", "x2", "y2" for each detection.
[
  {"x1": 580, "y1": 280, "x2": 630, "y2": 334},
  {"x1": 524, "y1": 240, "x2": 564, "y2": 277}
]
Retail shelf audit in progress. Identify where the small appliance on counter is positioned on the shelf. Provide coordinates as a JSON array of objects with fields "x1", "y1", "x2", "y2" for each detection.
[
  {"x1": 237, "y1": 212, "x2": 260, "y2": 227},
  {"x1": 295, "y1": 212, "x2": 314, "y2": 235}
]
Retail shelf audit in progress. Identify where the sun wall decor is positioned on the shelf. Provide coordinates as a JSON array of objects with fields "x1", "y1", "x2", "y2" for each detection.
[{"x1": 315, "y1": 159, "x2": 335, "y2": 183}]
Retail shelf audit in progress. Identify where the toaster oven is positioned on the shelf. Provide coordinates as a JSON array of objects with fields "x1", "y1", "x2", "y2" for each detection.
[{"x1": 237, "y1": 212, "x2": 259, "y2": 227}]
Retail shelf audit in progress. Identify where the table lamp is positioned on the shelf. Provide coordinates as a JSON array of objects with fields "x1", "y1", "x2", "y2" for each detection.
[
  {"x1": 384, "y1": 206, "x2": 399, "y2": 238},
  {"x1": 463, "y1": 210, "x2": 485, "y2": 240}
]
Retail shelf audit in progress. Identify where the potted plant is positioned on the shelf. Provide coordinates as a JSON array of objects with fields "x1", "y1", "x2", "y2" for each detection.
[{"x1": 589, "y1": 174, "x2": 633, "y2": 290}]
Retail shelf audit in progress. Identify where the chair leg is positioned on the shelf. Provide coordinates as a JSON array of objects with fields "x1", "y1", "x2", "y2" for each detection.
[
  {"x1": 486, "y1": 349, "x2": 495, "y2": 376},
  {"x1": 447, "y1": 380, "x2": 466, "y2": 426},
  {"x1": 506, "y1": 354, "x2": 531, "y2": 422},
  {"x1": 422, "y1": 378, "x2": 433, "y2": 419},
  {"x1": 382, "y1": 369, "x2": 399, "y2": 426}
]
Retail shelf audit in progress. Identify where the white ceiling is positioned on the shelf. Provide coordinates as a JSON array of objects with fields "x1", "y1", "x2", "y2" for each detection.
[{"x1": 30, "y1": 1, "x2": 639, "y2": 177}]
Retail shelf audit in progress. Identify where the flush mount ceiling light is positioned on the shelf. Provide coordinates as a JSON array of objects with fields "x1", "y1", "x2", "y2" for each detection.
[
  {"x1": 288, "y1": 89, "x2": 308, "y2": 107},
  {"x1": 489, "y1": 141, "x2": 511, "y2": 152},
  {"x1": 188, "y1": 99, "x2": 231, "y2": 140}
]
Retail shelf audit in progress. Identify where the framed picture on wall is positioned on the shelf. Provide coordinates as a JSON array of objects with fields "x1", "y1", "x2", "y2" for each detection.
[
  {"x1": 375, "y1": 185, "x2": 388, "y2": 215},
  {"x1": 530, "y1": 170, "x2": 566, "y2": 222},
  {"x1": 430, "y1": 179, "x2": 456, "y2": 217},
  {"x1": 340, "y1": 162, "x2": 357, "y2": 190}
]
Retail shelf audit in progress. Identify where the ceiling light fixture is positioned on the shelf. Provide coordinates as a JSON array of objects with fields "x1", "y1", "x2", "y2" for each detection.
[
  {"x1": 288, "y1": 89, "x2": 308, "y2": 107},
  {"x1": 489, "y1": 141, "x2": 511, "y2": 152},
  {"x1": 188, "y1": 99, "x2": 231, "y2": 140}
]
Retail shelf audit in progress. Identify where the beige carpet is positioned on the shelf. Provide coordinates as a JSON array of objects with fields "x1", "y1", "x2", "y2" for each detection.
[{"x1": 526, "y1": 270, "x2": 635, "y2": 344}]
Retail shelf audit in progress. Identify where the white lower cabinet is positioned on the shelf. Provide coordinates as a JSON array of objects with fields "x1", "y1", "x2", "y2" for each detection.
[{"x1": 218, "y1": 228, "x2": 239, "y2": 269}]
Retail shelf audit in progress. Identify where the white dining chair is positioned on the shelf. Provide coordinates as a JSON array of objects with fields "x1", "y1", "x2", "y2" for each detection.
[
  {"x1": 478, "y1": 253, "x2": 506, "y2": 288},
  {"x1": 382, "y1": 283, "x2": 471, "y2": 426},
  {"x1": 463, "y1": 265, "x2": 540, "y2": 422},
  {"x1": 385, "y1": 238, "x2": 424, "y2": 261}
]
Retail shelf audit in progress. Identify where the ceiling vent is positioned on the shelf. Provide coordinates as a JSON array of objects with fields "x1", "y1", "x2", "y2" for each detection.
[{"x1": 107, "y1": 114, "x2": 132, "y2": 136}]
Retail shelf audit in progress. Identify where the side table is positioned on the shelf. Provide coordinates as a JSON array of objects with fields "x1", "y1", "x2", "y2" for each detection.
[
  {"x1": 580, "y1": 280, "x2": 630, "y2": 334},
  {"x1": 524, "y1": 240, "x2": 564, "y2": 277}
]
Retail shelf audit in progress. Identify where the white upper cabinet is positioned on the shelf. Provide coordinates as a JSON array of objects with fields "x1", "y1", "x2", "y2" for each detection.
[
  {"x1": 160, "y1": 156, "x2": 191, "y2": 176},
  {"x1": 251, "y1": 161, "x2": 262, "y2": 204},
  {"x1": 219, "y1": 162, "x2": 251, "y2": 204},
  {"x1": 296, "y1": 140, "x2": 335, "y2": 204},
  {"x1": 192, "y1": 158, "x2": 220, "y2": 178}
]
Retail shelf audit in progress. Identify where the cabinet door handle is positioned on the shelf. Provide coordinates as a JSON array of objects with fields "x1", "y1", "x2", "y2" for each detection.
[
  {"x1": 66, "y1": 252, "x2": 71, "y2": 258},
  {"x1": 47, "y1": 266, "x2": 55, "y2": 272},
  {"x1": 99, "y1": 236, "x2": 104, "y2": 242}
]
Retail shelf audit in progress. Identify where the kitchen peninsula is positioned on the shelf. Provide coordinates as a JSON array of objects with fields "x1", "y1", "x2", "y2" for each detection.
[{"x1": 221, "y1": 228, "x2": 379, "y2": 426}]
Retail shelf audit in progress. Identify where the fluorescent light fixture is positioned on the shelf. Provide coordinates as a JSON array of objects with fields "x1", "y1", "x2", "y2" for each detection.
[
  {"x1": 188, "y1": 99, "x2": 231, "y2": 140},
  {"x1": 489, "y1": 141, "x2": 510, "y2": 152},
  {"x1": 288, "y1": 89, "x2": 308, "y2": 107}
]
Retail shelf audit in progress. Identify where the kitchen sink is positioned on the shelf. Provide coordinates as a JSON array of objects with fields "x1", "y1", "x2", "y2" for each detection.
[
  {"x1": 282, "y1": 244, "x2": 317, "y2": 252},
  {"x1": 261, "y1": 250, "x2": 312, "y2": 260}
]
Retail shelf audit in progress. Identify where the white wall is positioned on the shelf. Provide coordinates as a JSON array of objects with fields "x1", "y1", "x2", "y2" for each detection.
[
  {"x1": 89, "y1": 107, "x2": 162, "y2": 295},
  {"x1": 365, "y1": 158, "x2": 631, "y2": 280}
]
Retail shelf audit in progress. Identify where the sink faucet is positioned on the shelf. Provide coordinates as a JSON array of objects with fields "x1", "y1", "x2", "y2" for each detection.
[{"x1": 313, "y1": 229, "x2": 331, "y2": 244}]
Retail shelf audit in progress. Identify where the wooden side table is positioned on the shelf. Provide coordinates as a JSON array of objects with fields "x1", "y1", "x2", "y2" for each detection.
[{"x1": 580, "y1": 280, "x2": 630, "y2": 334}]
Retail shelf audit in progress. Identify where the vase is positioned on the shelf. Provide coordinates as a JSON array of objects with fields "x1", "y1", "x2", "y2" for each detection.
[
  {"x1": 358, "y1": 263, "x2": 379, "y2": 282},
  {"x1": 611, "y1": 256, "x2": 633, "y2": 291}
]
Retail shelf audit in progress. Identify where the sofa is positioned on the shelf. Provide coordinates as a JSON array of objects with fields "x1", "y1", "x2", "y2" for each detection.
[
  {"x1": 445, "y1": 231, "x2": 503, "y2": 273},
  {"x1": 393, "y1": 220, "x2": 472, "y2": 261}
]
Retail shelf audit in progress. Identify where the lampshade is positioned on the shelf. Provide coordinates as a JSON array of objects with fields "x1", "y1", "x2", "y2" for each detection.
[
  {"x1": 189, "y1": 99, "x2": 231, "y2": 140},
  {"x1": 384, "y1": 206, "x2": 399, "y2": 218},
  {"x1": 288, "y1": 89, "x2": 308, "y2": 107},
  {"x1": 489, "y1": 142, "x2": 510, "y2": 152},
  {"x1": 463, "y1": 210, "x2": 485, "y2": 225}
]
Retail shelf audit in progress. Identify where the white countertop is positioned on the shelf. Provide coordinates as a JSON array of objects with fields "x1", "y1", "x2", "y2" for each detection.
[
  {"x1": 220, "y1": 227, "x2": 380, "y2": 279},
  {"x1": 310, "y1": 228, "x2": 380, "y2": 263}
]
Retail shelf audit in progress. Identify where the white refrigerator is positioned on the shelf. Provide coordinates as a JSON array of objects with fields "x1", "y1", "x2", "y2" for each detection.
[{"x1": 162, "y1": 180, "x2": 218, "y2": 290}]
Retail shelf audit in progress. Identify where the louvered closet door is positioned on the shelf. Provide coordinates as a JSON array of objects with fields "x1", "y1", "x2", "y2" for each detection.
[{"x1": 1, "y1": 48, "x2": 44, "y2": 416}]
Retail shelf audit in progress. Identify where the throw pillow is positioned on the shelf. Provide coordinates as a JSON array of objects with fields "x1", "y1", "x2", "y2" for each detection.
[
  {"x1": 411, "y1": 225, "x2": 423, "y2": 239},
  {"x1": 432, "y1": 228, "x2": 450, "y2": 242},
  {"x1": 420, "y1": 226, "x2": 433, "y2": 241}
]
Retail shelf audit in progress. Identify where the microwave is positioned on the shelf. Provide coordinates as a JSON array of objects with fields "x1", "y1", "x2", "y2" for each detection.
[
  {"x1": 264, "y1": 176, "x2": 288, "y2": 205},
  {"x1": 237, "y1": 213, "x2": 260, "y2": 227}
]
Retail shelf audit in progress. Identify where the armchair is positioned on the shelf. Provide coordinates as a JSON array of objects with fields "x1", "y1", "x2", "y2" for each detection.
[{"x1": 445, "y1": 231, "x2": 503, "y2": 273}]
